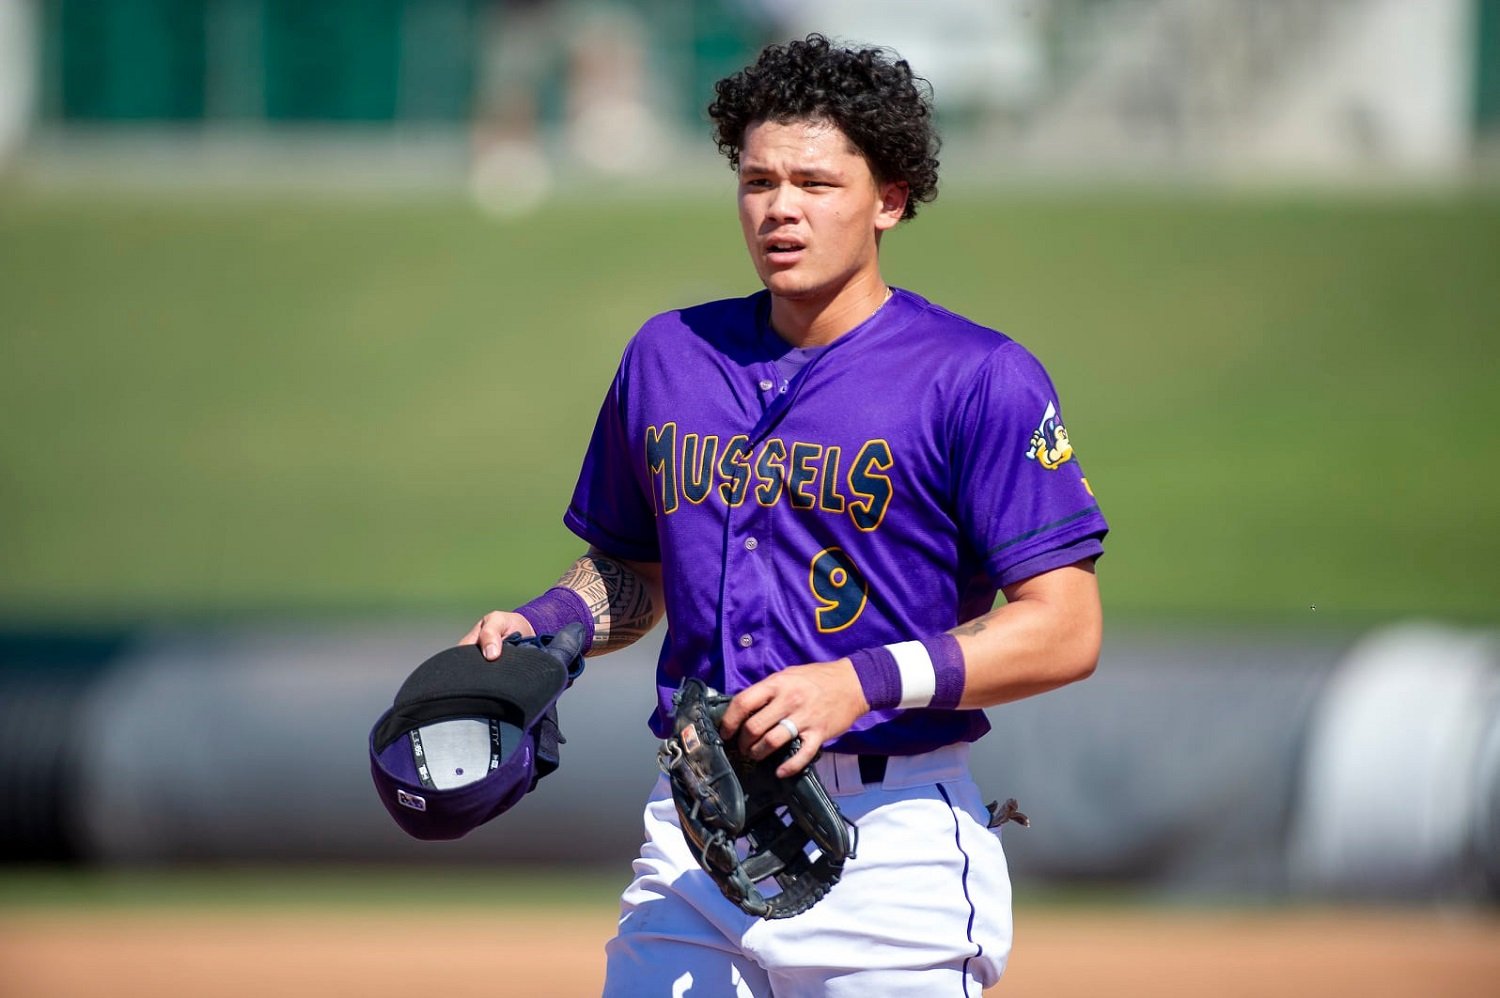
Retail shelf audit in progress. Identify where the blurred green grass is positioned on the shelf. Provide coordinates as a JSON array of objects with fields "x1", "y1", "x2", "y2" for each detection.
[{"x1": 1, "y1": 187, "x2": 1496, "y2": 626}]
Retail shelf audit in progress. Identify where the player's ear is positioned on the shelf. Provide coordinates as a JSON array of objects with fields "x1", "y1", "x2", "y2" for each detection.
[{"x1": 875, "y1": 180, "x2": 908, "y2": 231}]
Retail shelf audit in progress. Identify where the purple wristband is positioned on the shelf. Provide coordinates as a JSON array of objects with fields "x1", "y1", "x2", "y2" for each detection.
[
  {"x1": 848, "y1": 633, "x2": 966, "y2": 711},
  {"x1": 848, "y1": 646, "x2": 903, "y2": 711},
  {"x1": 514, "y1": 587, "x2": 595, "y2": 652},
  {"x1": 924, "y1": 633, "x2": 966, "y2": 710}
]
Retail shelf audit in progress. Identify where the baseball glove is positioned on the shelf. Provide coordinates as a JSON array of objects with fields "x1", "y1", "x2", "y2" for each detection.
[{"x1": 657, "y1": 678, "x2": 857, "y2": 919}]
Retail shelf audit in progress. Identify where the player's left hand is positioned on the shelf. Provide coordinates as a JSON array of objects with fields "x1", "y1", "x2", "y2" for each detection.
[{"x1": 718, "y1": 660, "x2": 870, "y2": 778}]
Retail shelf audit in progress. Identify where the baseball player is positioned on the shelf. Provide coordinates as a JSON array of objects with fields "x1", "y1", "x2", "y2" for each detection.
[{"x1": 461, "y1": 34, "x2": 1107, "y2": 995}]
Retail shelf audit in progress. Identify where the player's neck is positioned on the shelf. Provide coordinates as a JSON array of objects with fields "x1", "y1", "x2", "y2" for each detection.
[{"x1": 768, "y1": 276, "x2": 892, "y2": 349}]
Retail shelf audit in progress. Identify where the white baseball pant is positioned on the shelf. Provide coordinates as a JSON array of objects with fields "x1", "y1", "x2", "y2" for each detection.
[{"x1": 603, "y1": 743, "x2": 1013, "y2": 996}]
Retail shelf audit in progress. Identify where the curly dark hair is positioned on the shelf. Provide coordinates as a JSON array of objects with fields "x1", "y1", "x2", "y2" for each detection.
[{"x1": 707, "y1": 34, "x2": 940, "y2": 221}]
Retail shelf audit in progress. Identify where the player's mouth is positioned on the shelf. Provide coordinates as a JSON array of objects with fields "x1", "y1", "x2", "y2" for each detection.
[{"x1": 763, "y1": 239, "x2": 806, "y2": 265}]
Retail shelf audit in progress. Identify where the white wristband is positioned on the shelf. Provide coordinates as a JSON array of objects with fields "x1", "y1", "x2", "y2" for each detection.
[{"x1": 887, "y1": 640, "x2": 938, "y2": 709}]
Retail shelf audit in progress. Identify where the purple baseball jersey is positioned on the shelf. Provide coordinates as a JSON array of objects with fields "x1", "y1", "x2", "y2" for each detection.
[{"x1": 564, "y1": 287, "x2": 1107, "y2": 754}]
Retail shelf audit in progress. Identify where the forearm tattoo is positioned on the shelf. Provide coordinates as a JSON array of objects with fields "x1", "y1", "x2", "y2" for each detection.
[
  {"x1": 949, "y1": 609, "x2": 999, "y2": 638},
  {"x1": 556, "y1": 554, "x2": 657, "y2": 651}
]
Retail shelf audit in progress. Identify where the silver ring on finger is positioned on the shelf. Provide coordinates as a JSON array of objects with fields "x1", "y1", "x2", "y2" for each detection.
[{"x1": 777, "y1": 717, "x2": 799, "y2": 740}]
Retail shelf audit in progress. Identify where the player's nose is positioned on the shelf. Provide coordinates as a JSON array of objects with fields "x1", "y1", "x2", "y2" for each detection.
[{"x1": 765, "y1": 182, "x2": 802, "y2": 222}]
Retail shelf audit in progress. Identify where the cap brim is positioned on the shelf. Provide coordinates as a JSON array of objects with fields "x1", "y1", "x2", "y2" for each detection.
[{"x1": 371, "y1": 643, "x2": 570, "y2": 753}]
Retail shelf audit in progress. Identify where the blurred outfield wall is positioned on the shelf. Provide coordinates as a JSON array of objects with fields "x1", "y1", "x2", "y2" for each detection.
[
  {"x1": 2, "y1": 621, "x2": 1497, "y2": 903},
  {"x1": 4, "y1": 0, "x2": 1499, "y2": 190}
]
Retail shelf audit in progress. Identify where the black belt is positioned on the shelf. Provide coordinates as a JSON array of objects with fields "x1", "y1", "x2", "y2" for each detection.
[{"x1": 858, "y1": 754, "x2": 888, "y2": 786}]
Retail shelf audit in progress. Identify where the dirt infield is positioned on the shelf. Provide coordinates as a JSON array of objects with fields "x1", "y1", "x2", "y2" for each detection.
[{"x1": 3, "y1": 905, "x2": 1498, "y2": 996}]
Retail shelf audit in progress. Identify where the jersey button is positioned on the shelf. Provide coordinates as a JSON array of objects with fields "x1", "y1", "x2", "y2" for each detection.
[
  {"x1": 738, "y1": 634, "x2": 754, "y2": 648},
  {"x1": 758, "y1": 379, "x2": 774, "y2": 391},
  {"x1": 744, "y1": 537, "x2": 758, "y2": 551}
]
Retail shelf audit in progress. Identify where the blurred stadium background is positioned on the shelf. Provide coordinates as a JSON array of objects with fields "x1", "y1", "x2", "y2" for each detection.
[{"x1": 2, "y1": 0, "x2": 1499, "y2": 994}]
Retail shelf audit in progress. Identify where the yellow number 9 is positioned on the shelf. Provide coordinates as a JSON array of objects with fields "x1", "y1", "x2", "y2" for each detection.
[{"x1": 809, "y1": 547, "x2": 868, "y2": 633}]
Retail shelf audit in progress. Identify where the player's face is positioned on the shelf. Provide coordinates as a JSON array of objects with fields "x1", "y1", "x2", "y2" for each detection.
[{"x1": 737, "y1": 119, "x2": 906, "y2": 313}]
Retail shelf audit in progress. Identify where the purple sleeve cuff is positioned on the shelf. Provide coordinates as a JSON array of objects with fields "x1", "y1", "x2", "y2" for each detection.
[
  {"x1": 848, "y1": 645, "x2": 902, "y2": 712},
  {"x1": 514, "y1": 587, "x2": 596, "y2": 653},
  {"x1": 994, "y1": 534, "x2": 1104, "y2": 589}
]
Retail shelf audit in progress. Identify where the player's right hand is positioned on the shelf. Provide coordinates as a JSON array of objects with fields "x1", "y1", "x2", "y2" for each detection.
[{"x1": 458, "y1": 611, "x2": 536, "y2": 661}]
